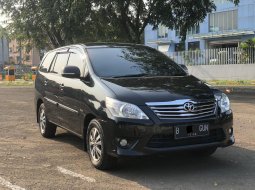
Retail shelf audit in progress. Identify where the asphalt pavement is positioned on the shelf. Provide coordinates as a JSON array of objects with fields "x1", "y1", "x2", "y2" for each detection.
[{"x1": 0, "y1": 87, "x2": 254, "y2": 190}]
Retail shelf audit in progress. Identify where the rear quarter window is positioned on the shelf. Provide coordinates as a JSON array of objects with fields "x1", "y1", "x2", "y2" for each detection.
[
  {"x1": 51, "y1": 53, "x2": 70, "y2": 74},
  {"x1": 39, "y1": 52, "x2": 56, "y2": 72}
]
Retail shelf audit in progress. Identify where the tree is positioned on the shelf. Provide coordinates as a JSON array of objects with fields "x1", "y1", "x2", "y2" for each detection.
[
  {"x1": 95, "y1": 0, "x2": 240, "y2": 43},
  {"x1": 0, "y1": 0, "x2": 240, "y2": 48},
  {"x1": 0, "y1": 0, "x2": 93, "y2": 49},
  {"x1": 240, "y1": 38, "x2": 255, "y2": 49}
]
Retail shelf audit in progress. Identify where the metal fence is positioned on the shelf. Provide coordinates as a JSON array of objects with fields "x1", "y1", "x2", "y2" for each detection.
[{"x1": 166, "y1": 47, "x2": 255, "y2": 66}]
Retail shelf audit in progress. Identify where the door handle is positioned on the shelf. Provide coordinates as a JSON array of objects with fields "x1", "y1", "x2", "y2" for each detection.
[{"x1": 60, "y1": 83, "x2": 64, "y2": 91}]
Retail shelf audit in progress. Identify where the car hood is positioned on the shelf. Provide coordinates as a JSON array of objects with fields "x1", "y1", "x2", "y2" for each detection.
[{"x1": 101, "y1": 75, "x2": 214, "y2": 105}]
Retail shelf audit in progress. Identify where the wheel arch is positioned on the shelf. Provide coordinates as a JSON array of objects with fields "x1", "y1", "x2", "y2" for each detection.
[{"x1": 83, "y1": 113, "x2": 96, "y2": 150}]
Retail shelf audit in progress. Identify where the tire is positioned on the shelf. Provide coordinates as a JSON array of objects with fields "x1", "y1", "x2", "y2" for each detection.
[
  {"x1": 38, "y1": 103, "x2": 57, "y2": 138},
  {"x1": 192, "y1": 147, "x2": 217, "y2": 157},
  {"x1": 87, "y1": 119, "x2": 117, "y2": 170}
]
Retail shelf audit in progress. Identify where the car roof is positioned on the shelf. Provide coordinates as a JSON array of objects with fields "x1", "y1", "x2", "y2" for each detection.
[
  {"x1": 83, "y1": 42, "x2": 145, "y2": 49},
  {"x1": 47, "y1": 43, "x2": 147, "y2": 53}
]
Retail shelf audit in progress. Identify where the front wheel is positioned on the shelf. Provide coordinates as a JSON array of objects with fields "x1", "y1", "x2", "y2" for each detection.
[
  {"x1": 87, "y1": 119, "x2": 117, "y2": 170},
  {"x1": 38, "y1": 103, "x2": 56, "y2": 138}
]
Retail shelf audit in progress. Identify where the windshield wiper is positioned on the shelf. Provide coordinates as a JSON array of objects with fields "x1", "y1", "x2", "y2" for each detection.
[{"x1": 111, "y1": 74, "x2": 150, "y2": 78}]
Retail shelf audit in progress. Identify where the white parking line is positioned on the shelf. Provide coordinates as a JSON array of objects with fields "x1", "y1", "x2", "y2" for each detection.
[
  {"x1": 0, "y1": 176, "x2": 26, "y2": 190},
  {"x1": 57, "y1": 166, "x2": 96, "y2": 183}
]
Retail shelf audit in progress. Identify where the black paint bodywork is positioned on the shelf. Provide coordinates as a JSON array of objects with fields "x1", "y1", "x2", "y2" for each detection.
[{"x1": 34, "y1": 43, "x2": 234, "y2": 157}]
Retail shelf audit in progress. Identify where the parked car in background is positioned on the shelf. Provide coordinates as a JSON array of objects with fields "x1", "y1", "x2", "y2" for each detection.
[{"x1": 34, "y1": 43, "x2": 234, "y2": 170}]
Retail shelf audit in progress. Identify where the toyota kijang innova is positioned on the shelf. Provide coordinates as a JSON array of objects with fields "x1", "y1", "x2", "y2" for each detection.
[{"x1": 34, "y1": 43, "x2": 234, "y2": 170}]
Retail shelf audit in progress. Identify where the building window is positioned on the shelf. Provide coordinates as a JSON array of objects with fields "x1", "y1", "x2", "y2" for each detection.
[
  {"x1": 26, "y1": 55, "x2": 31, "y2": 61},
  {"x1": 213, "y1": 0, "x2": 232, "y2": 5},
  {"x1": 17, "y1": 46, "x2": 21, "y2": 52},
  {"x1": 158, "y1": 24, "x2": 168, "y2": 38},
  {"x1": 188, "y1": 42, "x2": 200, "y2": 51},
  {"x1": 187, "y1": 24, "x2": 200, "y2": 35},
  {"x1": 176, "y1": 23, "x2": 200, "y2": 37},
  {"x1": 175, "y1": 29, "x2": 180, "y2": 37},
  {"x1": 209, "y1": 9, "x2": 238, "y2": 32},
  {"x1": 16, "y1": 56, "x2": 21, "y2": 63},
  {"x1": 175, "y1": 43, "x2": 185, "y2": 52}
]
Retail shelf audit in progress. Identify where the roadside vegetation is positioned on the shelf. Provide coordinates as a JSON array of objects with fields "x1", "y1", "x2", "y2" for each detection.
[
  {"x1": 207, "y1": 80, "x2": 255, "y2": 86},
  {"x1": 0, "y1": 80, "x2": 34, "y2": 87}
]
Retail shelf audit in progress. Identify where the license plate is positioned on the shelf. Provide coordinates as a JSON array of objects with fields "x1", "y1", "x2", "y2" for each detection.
[{"x1": 174, "y1": 123, "x2": 209, "y2": 139}]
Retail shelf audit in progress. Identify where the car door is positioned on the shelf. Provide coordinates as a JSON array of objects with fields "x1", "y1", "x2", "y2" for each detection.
[
  {"x1": 58, "y1": 48, "x2": 86, "y2": 135},
  {"x1": 38, "y1": 51, "x2": 59, "y2": 124},
  {"x1": 46, "y1": 50, "x2": 70, "y2": 125}
]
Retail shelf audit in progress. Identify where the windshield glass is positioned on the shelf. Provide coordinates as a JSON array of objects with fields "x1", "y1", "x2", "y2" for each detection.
[{"x1": 87, "y1": 46, "x2": 186, "y2": 78}]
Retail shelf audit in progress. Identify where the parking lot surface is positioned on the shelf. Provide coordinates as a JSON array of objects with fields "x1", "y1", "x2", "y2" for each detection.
[{"x1": 0, "y1": 87, "x2": 254, "y2": 190}]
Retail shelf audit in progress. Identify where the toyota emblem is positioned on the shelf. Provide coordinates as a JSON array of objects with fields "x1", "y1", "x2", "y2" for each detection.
[{"x1": 184, "y1": 102, "x2": 196, "y2": 112}]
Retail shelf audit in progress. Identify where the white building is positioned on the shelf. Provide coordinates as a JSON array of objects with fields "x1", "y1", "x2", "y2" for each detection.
[
  {"x1": 145, "y1": 0, "x2": 255, "y2": 52},
  {"x1": 0, "y1": 11, "x2": 10, "y2": 68}
]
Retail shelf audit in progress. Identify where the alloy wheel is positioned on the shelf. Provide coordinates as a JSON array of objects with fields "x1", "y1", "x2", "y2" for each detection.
[
  {"x1": 39, "y1": 108, "x2": 46, "y2": 134},
  {"x1": 89, "y1": 127, "x2": 102, "y2": 162}
]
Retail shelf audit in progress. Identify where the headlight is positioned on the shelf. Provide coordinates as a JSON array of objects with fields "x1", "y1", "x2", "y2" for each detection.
[
  {"x1": 215, "y1": 93, "x2": 230, "y2": 113},
  {"x1": 105, "y1": 97, "x2": 149, "y2": 120}
]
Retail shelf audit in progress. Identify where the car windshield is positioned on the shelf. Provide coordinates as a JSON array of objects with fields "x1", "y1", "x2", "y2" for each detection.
[{"x1": 86, "y1": 46, "x2": 186, "y2": 78}]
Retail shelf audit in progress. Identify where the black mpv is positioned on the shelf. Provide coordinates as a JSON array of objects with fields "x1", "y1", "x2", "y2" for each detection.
[{"x1": 34, "y1": 43, "x2": 234, "y2": 170}]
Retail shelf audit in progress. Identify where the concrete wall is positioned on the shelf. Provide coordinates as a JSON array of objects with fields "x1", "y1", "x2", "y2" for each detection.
[{"x1": 187, "y1": 64, "x2": 255, "y2": 80}]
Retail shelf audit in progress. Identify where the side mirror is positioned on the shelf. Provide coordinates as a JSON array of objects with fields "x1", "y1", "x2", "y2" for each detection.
[{"x1": 62, "y1": 66, "x2": 80, "y2": 79}]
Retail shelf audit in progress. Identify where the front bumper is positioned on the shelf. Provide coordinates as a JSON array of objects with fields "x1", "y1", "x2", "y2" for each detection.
[{"x1": 101, "y1": 110, "x2": 234, "y2": 157}]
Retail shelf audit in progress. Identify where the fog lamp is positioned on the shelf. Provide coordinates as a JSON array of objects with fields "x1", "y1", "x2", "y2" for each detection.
[
  {"x1": 228, "y1": 128, "x2": 233, "y2": 135},
  {"x1": 120, "y1": 139, "x2": 128, "y2": 147}
]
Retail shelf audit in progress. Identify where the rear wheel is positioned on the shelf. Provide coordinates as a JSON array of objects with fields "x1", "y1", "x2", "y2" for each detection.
[
  {"x1": 38, "y1": 103, "x2": 56, "y2": 138},
  {"x1": 87, "y1": 119, "x2": 117, "y2": 170}
]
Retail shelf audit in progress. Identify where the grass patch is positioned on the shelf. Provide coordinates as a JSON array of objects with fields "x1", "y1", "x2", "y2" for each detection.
[
  {"x1": 0, "y1": 80, "x2": 34, "y2": 87},
  {"x1": 207, "y1": 80, "x2": 255, "y2": 86}
]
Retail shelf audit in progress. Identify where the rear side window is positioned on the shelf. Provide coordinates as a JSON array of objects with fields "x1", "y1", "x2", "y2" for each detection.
[
  {"x1": 39, "y1": 52, "x2": 56, "y2": 72},
  {"x1": 67, "y1": 51, "x2": 84, "y2": 73},
  {"x1": 51, "y1": 53, "x2": 69, "y2": 74}
]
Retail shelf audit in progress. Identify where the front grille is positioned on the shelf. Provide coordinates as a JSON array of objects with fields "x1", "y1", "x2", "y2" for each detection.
[
  {"x1": 147, "y1": 99, "x2": 216, "y2": 120},
  {"x1": 147, "y1": 128, "x2": 226, "y2": 148}
]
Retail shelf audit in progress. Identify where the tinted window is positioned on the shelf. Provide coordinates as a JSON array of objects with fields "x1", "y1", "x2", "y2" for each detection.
[
  {"x1": 87, "y1": 46, "x2": 186, "y2": 78},
  {"x1": 67, "y1": 52, "x2": 84, "y2": 73},
  {"x1": 52, "y1": 53, "x2": 69, "y2": 74},
  {"x1": 39, "y1": 52, "x2": 56, "y2": 72},
  {"x1": 9, "y1": 70, "x2": 15, "y2": 75},
  {"x1": 209, "y1": 10, "x2": 237, "y2": 32}
]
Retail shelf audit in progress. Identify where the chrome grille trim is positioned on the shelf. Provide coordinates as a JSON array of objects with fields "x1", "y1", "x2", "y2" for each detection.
[
  {"x1": 154, "y1": 108, "x2": 214, "y2": 114},
  {"x1": 146, "y1": 99, "x2": 216, "y2": 120}
]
